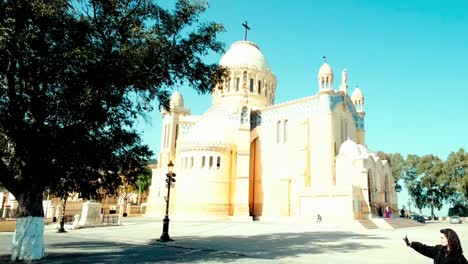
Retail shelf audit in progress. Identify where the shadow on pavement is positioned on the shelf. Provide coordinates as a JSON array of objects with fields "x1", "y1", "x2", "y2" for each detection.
[{"x1": 0, "y1": 231, "x2": 386, "y2": 263}]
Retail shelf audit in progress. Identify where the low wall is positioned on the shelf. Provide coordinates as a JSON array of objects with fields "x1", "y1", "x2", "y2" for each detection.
[
  {"x1": 0, "y1": 220, "x2": 16, "y2": 232},
  {"x1": 0, "y1": 218, "x2": 55, "y2": 232}
]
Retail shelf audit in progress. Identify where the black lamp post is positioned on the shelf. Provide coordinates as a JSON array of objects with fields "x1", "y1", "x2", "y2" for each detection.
[{"x1": 158, "y1": 160, "x2": 176, "y2": 242}]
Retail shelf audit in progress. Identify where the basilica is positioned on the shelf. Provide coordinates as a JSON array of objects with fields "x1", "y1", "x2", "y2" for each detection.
[{"x1": 146, "y1": 39, "x2": 398, "y2": 221}]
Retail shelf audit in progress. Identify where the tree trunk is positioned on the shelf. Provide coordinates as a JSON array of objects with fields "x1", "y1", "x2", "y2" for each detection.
[
  {"x1": 431, "y1": 199, "x2": 435, "y2": 220},
  {"x1": 11, "y1": 190, "x2": 45, "y2": 261}
]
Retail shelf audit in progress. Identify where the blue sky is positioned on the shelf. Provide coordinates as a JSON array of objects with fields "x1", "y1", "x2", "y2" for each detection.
[{"x1": 136, "y1": 1, "x2": 468, "y2": 215}]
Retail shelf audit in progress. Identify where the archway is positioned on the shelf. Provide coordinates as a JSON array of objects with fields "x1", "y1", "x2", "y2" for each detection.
[
  {"x1": 367, "y1": 170, "x2": 373, "y2": 206},
  {"x1": 384, "y1": 175, "x2": 389, "y2": 204},
  {"x1": 249, "y1": 138, "x2": 263, "y2": 220}
]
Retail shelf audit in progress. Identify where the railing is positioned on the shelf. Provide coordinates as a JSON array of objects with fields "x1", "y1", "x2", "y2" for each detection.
[
  {"x1": 2, "y1": 208, "x2": 18, "y2": 219},
  {"x1": 102, "y1": 215, "x2": 119, "y2": 225}
]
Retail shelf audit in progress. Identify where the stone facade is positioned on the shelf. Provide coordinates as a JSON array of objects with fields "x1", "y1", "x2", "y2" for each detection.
[{"x1": 146, "y1": 40, "x2": 398, "y2": 221}]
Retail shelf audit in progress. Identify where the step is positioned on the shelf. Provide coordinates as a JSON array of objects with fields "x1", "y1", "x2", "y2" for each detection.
[{"x1": 357, "y1": 219, "x2": 379, "y2": 229}]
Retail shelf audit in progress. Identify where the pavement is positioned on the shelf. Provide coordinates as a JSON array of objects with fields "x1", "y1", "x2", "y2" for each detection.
[{"x1": 0, "y1": 217, "x2": 467, "y2": 263}]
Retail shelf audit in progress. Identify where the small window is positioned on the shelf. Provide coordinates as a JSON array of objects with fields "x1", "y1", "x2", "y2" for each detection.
[
  {"x1": 202, "y1": 156, "x2": 205, "y2": 168},
  {"x1": 236, "y1": 77, "x2": 240, "y2": 91},
  {"x1": 209, "y1": 156, "x2": 213, "y2": 168},
  {"x1": 216, "y1": 157, "x2": 221, "y2": 169},
  {"x1": 284, "y1": 120, "x2": 288, "y2": 143},
  {"x1": 258, "y1": 81, "x2": 262, "y2": 94},
  {"x1": 191, "y1": 157, "x2": 194, "y2": 168},
  {"x1": 276, "y1": 121, "x2": 281, "y2": 144},
  {"x1": 249, "y1": 79, "x2": 254, "y2": 92}
]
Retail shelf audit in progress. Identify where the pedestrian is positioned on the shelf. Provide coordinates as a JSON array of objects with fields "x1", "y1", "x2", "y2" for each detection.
[
  {"x1": 385, "y1": 205, "x2": 391, "y2": 219},
  {"x1": 404, "y1": 228, "x2": 468, "y2": 264},
  {"x1": 316, "y1": 214, "x2": 322, "y2": 223}
]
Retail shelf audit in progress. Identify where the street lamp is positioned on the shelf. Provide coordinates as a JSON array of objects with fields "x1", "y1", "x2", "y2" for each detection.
[{"x1": 158, "y1": 160, "x2": 176, "y2": 242}]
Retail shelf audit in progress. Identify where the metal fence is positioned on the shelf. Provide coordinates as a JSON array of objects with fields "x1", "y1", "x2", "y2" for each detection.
[{"x1": 102, "y1": 215, "x2": 119, "y2": 225}]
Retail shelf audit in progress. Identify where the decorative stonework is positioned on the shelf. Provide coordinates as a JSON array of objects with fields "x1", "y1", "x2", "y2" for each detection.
[
  {"x1": 180, "y1": 123, "x2": 194, "y2": 136},
  {"x1": 251, "y1": 98, "x2": 320, "y2": 129},
  {"x1": 329, "y1": 94, "x2": 344, "y2": 110},
  {"x1": 177, "y1": 145, "x2": 232, "y2": 153}
]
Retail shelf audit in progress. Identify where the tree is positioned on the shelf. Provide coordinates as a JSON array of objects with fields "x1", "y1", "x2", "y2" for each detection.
[
  {"x1": 403, "y1": 155, "x2": 427, "y2": 214},
  {"x1": 444, "y1": 148, "x2": 468, "y2": 216},
  {"x1": 118, "y1": 157, "x2": 152, "y2": 216},
  {"x1": 418, "y1": 155, "x2": 447, "y2": 220},
  {"x1": 0, "y1": 0, "x2": 225, "y2": 261},
  {"x1": 135, "y1": 167, "x2": 152, "y2": 205}
]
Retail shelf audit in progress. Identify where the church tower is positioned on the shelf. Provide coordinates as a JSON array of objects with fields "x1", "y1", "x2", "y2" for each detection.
[
  {"x1": 351, "y1": 86, "x2": 365, "y2": 145},
  {"x1": 158, "y1": 91, "x2": 189, "y2": 169},
  {"x1": 318, "y1": 61, "x2": 334, "y2": 92}
]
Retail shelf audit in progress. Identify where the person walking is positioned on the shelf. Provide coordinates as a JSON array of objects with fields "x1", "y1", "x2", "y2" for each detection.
[
  {"x1": 404, "y1": 228, "x2": 467, "y2": 264},
  {"x1": 385, "y1": 205, "x2": 391, "y2": 219}
]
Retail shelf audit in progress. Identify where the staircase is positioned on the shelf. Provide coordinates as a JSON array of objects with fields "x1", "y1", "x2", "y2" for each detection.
[
  {"x1": 357, "y1": 219, "x2": 379, "y2": 229},
  {"x1": 357, "y1": 217, "x2": 424, "y2": 229},
  {"x1": 383, "y1": 218, "x2": 424, "y2": 229}
]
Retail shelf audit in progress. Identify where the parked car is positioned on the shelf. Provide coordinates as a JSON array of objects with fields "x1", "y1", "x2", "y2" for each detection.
[
  {"x1": 450, "y1": 215, "x2": 462, "y2": 224},
  {"x1": 411, "y1": 215, "x2": 426, "y2": 223}
]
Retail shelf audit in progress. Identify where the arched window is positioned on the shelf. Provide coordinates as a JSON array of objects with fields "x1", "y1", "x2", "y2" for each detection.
[
  {"x1": 216, "y1": 156, "x2": 221, "y2": 169},
  {"x1": 209, "y1": 156, "x2": 213, "y2": 168},
  {"x1": 276, "y1": 121, "x2": 281, "y2": 144},
  {"x1": 202, "y1": 156, "x2": 205, "y2": 168},
  {"x1": 236, "y1": 77, "x2": 240, "y2": 91},
  {"x1": 283, "y1": 120, "x2": 288, "y2": 143},
  {"x1": 249, "y1": 78, "x2": 254, "y2": 92},
  {"x1": 190, "y1": 157, "x2": 194, "y2": 168},
  {"x1": 258, "y1": 80, "x2": 261, "y2": 94}
]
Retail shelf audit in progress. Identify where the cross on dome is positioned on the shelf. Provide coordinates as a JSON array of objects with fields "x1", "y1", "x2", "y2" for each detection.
[{"x1": 242, "y1": 21, "x2": 250, "y2": 40}]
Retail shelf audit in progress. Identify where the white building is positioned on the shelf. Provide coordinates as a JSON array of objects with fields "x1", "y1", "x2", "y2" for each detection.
[{"x1": 146, "y1": 40, "x2": 397, "y2": 221}]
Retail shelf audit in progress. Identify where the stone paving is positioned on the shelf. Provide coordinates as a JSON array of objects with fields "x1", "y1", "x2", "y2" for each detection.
[{"x1": 0, "y1": 217, "x2": 467, "y2": 263}]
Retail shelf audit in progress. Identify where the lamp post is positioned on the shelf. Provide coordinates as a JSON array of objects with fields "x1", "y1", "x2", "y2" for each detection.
[{"x1": 158, "y1": 160, "x2": 176, "y2": 242}]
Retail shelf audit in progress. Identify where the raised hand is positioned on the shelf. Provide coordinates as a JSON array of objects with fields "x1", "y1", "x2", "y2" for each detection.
[{"x1": 403, "y1": 235, "x2": 411, "y2": 246}]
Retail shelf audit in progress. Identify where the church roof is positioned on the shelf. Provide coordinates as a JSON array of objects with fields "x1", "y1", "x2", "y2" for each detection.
[
  {"x1": 318, "y1": 62, "x2": 333, "y2": 77},
  {"x1": 339, "y1": 138, "x2": 361, "y2": 156},
  {"x1": 351, "y1": 87, "x2": 364, "y2": 101},
  {"x1": 170, "y1": 91, "x2": 184, "y2": 108},
  {"x1": 178, "y1": 106, "x2": 236, "y2": 149},
  {"x1": 219, "y1": 41, "x2": 271, "y2": 71}
]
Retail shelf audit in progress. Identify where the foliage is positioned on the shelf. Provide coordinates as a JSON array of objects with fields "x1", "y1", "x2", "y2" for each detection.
[
  {"x1": 0, "y1": 0, "x2": 224, "y2": 218},
  {"x1": 444, "y1": 148, "x2": 468, "y2": 201},
  {"x1": 135, "y1": 167, "x2": 152, "y2": 194},
  {"x1": 383, "y1": 149, "x2": 467, "y2": 217},
  {"x1": 448, "y1": 202, "x2": 468, "y2": 217},
  {"x1": 403, "y1": 155, "x2": 427, "y2": 213}
]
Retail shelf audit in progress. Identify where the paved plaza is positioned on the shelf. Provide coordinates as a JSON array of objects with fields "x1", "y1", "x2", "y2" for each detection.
[{"x1": 0, "y1": 217, "x2": 467, "y2": 263}]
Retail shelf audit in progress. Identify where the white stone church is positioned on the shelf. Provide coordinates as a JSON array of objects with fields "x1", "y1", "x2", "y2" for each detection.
[{"x1": 146, "y1": 39, "x2": 398, "y2": 221}]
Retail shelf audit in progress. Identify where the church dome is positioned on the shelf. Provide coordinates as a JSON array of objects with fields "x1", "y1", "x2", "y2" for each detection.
[
  {"x1": 351, "y1": 87, "x2": 364, "y2": 102},
  {"x1": 318, "y1": 63, "x2": 333, "y2": 77},
  {"x1": 357, "y1": 144, "x2": 370, "y2": 155},
  {"x1": 179, "y1": 107, "x2": 235, "y2": 148},
  {"x1": 170, "y1": 91, "x2": 184, "y2": 107},
  {"x1": 219, "y1": 41, "x2": 271, "y2": 71},
  {"x1": 339, "y1": 138, "x2": 361, "y2": 156}
]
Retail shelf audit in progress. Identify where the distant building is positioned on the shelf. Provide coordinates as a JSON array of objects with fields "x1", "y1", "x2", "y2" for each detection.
[{"x1": 146, "y1": 40, "x2": 397, "y2": 220}]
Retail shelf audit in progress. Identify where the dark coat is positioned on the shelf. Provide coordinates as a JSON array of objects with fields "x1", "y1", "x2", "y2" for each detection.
[{"x1": 411, "y1": 241, "x2": 468, "y2": 264}]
